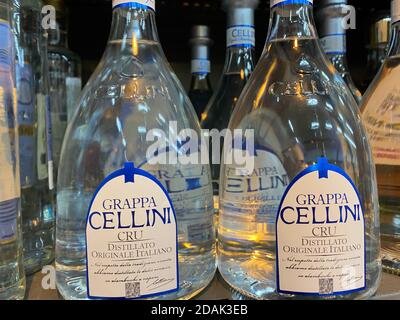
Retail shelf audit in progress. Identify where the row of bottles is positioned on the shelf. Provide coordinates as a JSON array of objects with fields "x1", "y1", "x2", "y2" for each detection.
[{"x1": 0, "y1": 0, "x2": 82, "y2": 299}]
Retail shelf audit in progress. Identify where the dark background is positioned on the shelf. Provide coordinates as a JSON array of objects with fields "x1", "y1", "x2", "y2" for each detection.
[{"x1": 63, "y1": 0, "x2": 392, "y2": 91}]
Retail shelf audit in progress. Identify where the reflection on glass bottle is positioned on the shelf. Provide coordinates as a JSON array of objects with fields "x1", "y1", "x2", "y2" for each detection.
[
  {"x1": 44, "y1": 0, "x2": 82, "y2": 175},
  {"x1": 201, "y1": 0, "x2": 257, "y2": 205},
  {"x1": 361, "y1": 0, "x2": 400, "y2": 275},
  {"x1": 218, "y1": 0, "x2": 381, "y2": 300},
  {"x1": 56, "y1": 0, "x2": 215, "y2": 300},
  {"x1": 316, "y1": 0, "x2": 362, "y2": 104},
  {"x1": 364, "y1": 10, "x2": 391, "y2": 91},
  {"x1": 0, "y1": 0, "x2": 25, "y2": 300},
  {"x1": 11, "y1": 0, "x2": 55, "y2": 275},
  {"x1": 188, "y1": 25, "x2": 213, "y2": 119}
]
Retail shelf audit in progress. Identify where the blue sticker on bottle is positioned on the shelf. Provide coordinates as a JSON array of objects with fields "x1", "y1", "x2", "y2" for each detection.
[
  {"x1": 276, "y1": 157, "x2": 366, "y2": 296},
  {"x1": 16, "y1": 64, "x2": 36, "y2": 187},
  {"x1": 85, "y1": 162, "x2": 179, "y2": 299}
]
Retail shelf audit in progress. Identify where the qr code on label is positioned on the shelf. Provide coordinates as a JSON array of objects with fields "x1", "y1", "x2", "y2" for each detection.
[
  {"x1": 125, "y1": 282, "x2": 140, "y2": 298},
  {"x1": 319, "y1": 278, "x2": 333, "y2": 295}
]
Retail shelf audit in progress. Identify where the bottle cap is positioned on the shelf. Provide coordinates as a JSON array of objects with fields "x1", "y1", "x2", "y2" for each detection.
[
  {"x1": 222, "y1": 0, "x2": 259, "y2": 10},
  {"x1": 392, "y1": 0, "x2": 400, "y2": 24},
  {"x1": 189, "y1": 25, "x2": 213, "y2": 47}
]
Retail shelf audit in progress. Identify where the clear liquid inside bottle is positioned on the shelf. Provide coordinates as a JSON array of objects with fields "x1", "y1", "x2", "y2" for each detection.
[{"x1": 56, "y1": 3, "x2": 216, "y2": 300}]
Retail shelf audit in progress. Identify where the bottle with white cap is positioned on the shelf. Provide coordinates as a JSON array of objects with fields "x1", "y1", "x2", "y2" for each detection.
[
  {"x1": 188, "y1": 25, "x2": 213, "y2": 118},
  {"x1": 361, "y1": 0, "x2": 400, "y2": 275},
  {"x1": 218, "y1": 0, "x2": 381, "y2": 299},
  {"x1": 56, "y1": 0, "x2": 215, "y2": 300},
  {"x1": 316, "y1": 0, "x2": 362, "y2": 104}
]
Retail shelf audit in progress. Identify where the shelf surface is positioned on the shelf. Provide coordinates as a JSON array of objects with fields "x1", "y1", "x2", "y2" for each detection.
[{"x1": 25, "y1": 269, "x2": 400, "y2": 300}]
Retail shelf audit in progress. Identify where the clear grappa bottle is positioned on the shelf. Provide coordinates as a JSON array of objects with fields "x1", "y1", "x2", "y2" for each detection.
[
  {"x1": 316, "y1": 0, "x2": 362, "y2": 104},
  {"x1": 11, "y1": 0, "x2": 55, "y2": 275},
  {"x1": 218, "y1": 0, "x2": 381, "y2": 299},
  {"x1": 0, "y1": 0, "x2": 25, "y2": 300},
  {"x1": 201, "y1": 0, "x2": 257, "y2": 205},
  {"x1": 361, "y1": 0, "x2": 400, "y2": 275},
  {"x1": 188, "y1": 25, "x2": 213, "y2": 119},
  {"x1": 56, "y1": 0, "x2": 215, "y2": 300}
]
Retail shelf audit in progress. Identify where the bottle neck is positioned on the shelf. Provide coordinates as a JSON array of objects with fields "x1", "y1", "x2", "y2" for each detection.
[
  {"x1": 224, "y1": 7, "x2": 256, "y2": 75},
  {"x1": 387, "y1": 21, "x2": 400, "y2": 57},
  {"x1": 267, "y1": 1, "x2": 317, "y2": 42},
  {"x1": 109, "y1": 2, "x2": 159, "y2": 46}
]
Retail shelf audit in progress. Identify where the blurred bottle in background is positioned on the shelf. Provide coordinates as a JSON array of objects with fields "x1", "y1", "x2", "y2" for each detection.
[
  {"x1": 363, "y1": 10, "x2": 391, "y2": 91},
  {"x1": 201, "y1": 0, "x2": 258, "y2": 207},
  {"x1": 44, "y1": 0, "x2": 82, "y2": 175},
  {"x1": 11, "y1": 0, "x2": 55, "y2": 275},
  {"x1": 188, "y1": 25, "x2": 213, "y2": 119},
  {"x1": 0, "y1": 0, "x2": 25, "y2": 300},
  {"x1": 316, "y1": 0, "x2": 362, "y2": 104}
]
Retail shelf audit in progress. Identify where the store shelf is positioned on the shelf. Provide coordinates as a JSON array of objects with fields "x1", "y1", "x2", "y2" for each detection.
[{"x1": 25, "y1": 270, "x2": 400, "y2": 300}]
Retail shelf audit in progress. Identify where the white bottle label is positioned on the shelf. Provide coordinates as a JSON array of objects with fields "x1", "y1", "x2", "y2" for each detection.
[
  {"x1": 191, "y1": 59, "x2": 210, "y2": 75},
  {"x1": 271, "y1": 0, "x2": 313, "y2": 8},
  {"x1": 112, "y1": 0, "x2": 155, "y2": 11},
  {"x1": 362, "y1": 65, "x2": 400, "y2": 166},
  {"x1": 276, "y1": 158, "x2": 365, "y2": 296},
  {"x1": 320, "y1": 34, "x2": 346, "y2": 54},
  {"x1": 227, "y1": 26, "x2": 255, "y2": 48},
  {"x1": 86, "y1": 163, "x2": 178, "y2": 299},
  {"x1": 66, "y1": 77, "x2": 82, "y2": 123}
]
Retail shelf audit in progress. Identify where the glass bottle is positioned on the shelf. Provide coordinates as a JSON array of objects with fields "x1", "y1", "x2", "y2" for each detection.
[
  {"x1": 218, "y1": 0, "x2": 381, "y2": 299},
  {"x1": 188, "y1": 25, "x2": 213, "y2": 119},
  {"x1": 364, "y1": 11, "x2": 391, "y2": 91},
  {"x1": 44, "y1": 0, "x2": 82, "y2": 175},
  {"x1": 316, "y1": 0, "x2": 362, "y2": 104},
  {"x1": 201, "y1": 0, "x2": 257, "y2": 207},
  {"x1": 56, "y1": 0, "x2": 215, "y2": 300},
  {"x1": 361, "y1": 0, "x2": 400, "y2": 275},
  {"x1": 11, "y1": 0, "x2": 55, "y2": 275},
  {"x1": 0, "y1": 0, "x2": 25, "y2": 300}
]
